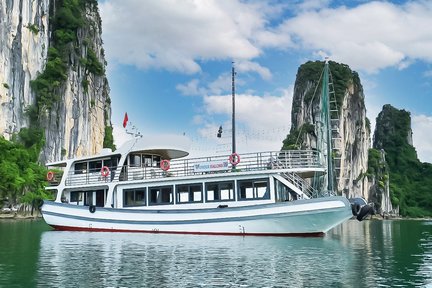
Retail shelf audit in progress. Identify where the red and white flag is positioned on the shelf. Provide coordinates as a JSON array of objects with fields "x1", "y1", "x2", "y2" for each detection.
[{"x1": 122, "y1": 112, "x2": 128, "y2": 128}]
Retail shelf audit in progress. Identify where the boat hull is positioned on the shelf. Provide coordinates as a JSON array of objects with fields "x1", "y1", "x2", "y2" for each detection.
[{"x1": 41, "y1": 197, "x2": 352, "y2": 237}]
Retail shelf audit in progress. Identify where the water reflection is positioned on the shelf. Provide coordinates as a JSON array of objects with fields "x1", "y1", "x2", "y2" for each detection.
[{"x1": 35, "y1": 220, "x2": 432, "y2": 288}]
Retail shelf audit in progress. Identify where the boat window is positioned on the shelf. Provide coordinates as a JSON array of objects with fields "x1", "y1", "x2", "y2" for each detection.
[
  {"x1": 74, "y1": 162, "x2": 87, "y2": 174},
  {"x1": 206, "y1": 181, "x2": 234, "y2": 202},
  {"x1": 274, "y1": 179, "x2": 297, "y2": 202},
  {"x1": 141, "y1": 154, "x2": 161, "y2": 167},
  {"x1": 176, "y1": 183, "x2": 203, "y2": 204},
  {"x1": 70, "y1": 191, "x2": 83, "y2": 204},
  {"x1": 152, "y1": 155, "x2": 161, "y2": 167},
  {"x1": 104, "y1": 157, "x2": 118, "y2": 169},
  {"x1": 238, "y1": 179, "x2": 269, "y2": 200},
  {"x1": 142, "y1": 155, "x2": 152, "y2": 167},
  {"x1": 84, "y1": 191, "x2": 93, "y2": 206},
  {"x1": 89, "y1": 160, "x2": 102, "y2": 173},
  {"x1": 130, "y1": 154, "x2": 141, "y2": 167},
  {"x1": 149, "y1": 186, "x2": 173, "y2": 205},
  {"x1": 124, "y1": 188, "x2": 147, "y2": 207}
]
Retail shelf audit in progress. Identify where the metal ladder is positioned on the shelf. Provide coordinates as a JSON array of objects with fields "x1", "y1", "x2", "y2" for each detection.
[{"x1": 328, "y1": 70, "x2": 344, "y2": 187}]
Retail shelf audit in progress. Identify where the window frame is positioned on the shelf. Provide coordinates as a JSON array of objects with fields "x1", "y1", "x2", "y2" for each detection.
[
  {"x1": 237, "y1": 178, "x2": 270, "y2": 201},
  {"x1": 148, "y1": 185, "x2": 174, "y2": 206},
  {"x1": 205, "y1": 181, "x2": 235, "y2": 202},
  {"x1": 176, "y1": 183, "x2": 203, "y2": 204},
  {"x1": 123, "y1": 188, "x2": 147, "y2": 207}
]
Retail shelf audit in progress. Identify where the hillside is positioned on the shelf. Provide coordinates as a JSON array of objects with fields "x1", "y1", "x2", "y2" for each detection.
[{"x1": 373, "y1": 104, "x2": 432, "y2": 217}]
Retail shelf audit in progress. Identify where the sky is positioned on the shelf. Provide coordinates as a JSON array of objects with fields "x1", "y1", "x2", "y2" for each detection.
[{"x1": 98, "y1": 0, "x2": 432, "y2": 163}]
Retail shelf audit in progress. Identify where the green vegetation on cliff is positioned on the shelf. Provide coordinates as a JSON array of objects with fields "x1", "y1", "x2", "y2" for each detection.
[
  {"x1": 373, "y1": 104, "x2": 432, "y2": 217},
  {"x1": 29, "y1": 0, "x2": 113, "y2": 150},
  {"x1": 0, "y1": 136, "x2": 50, "y2": 211}
]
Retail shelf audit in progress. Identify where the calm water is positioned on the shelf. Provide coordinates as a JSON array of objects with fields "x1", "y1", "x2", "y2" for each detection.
[{"x1": 0, "y1": 219, "x2": 431, "y2": 288}]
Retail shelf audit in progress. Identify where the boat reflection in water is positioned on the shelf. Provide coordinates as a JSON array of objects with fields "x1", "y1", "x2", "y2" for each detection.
[
  {"x1": 36, "y1": 220, "x2": 432, "y2": 287},
  {"x1": 37, "y1": 229, "x2": 353, "y2": 287}
]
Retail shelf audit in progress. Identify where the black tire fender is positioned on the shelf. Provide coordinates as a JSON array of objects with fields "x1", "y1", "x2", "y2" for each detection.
[
  {"x1": 357, "y1": 205, "x2": 373, "y2": 221},
  {"x1": 89, "y1": 205, "x2": 96, "y2": 213},
  {"x1": 351, "y1": 203, "x2": 361, "y2": 216}
]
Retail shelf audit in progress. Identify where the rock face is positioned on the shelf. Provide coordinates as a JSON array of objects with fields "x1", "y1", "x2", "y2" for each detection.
[
  {"x1": 0, "y1": 0, "x2": 49, "y2": 139},
  {"x1": 284, "y1": 61, "x2": 371, "y2": 199},
  {"x1": 371, "y1": 104, "x2": 429, "y2": 216},
  {"x1": 0, "y1": 0, "x2": 111, "y2": 163}
]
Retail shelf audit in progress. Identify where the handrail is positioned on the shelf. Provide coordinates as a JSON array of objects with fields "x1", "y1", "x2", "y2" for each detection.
[
  {"x1": 63, "y1": 150, "x2": 324, "y2": 186},
  {"x1": 280, "y1": 172, "x2": 318, "y2": 198}
]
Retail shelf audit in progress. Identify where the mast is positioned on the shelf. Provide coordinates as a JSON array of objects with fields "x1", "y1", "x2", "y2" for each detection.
[
  {"x1": 231, "y1": 62, "x2": 236, "y2": 157},
  {"x1": 322, "y1": 59, "x2": 334, "y2": 191}
]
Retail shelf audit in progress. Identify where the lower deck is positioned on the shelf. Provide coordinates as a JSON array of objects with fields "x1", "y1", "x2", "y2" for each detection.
[{"x1": 58, "y1": 173, "x2": 301, "y2": 210}]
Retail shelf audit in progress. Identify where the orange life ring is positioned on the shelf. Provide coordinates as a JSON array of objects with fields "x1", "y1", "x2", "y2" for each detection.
[
  {"x1": 101, "y1": 166, "x2": 110, "y2": 177},
  {"x1": 46, "y1": 171, "x2": 54, "y2": 181},
  {"x1": 229, "y1": 153, "x2": 240, "y2": 165},
  {"x1": 160, "y1": 159, "x2": 170, "y2": 171}
]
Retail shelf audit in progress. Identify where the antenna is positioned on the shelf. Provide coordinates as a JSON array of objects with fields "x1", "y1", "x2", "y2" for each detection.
[{"x1": 125, "y1": 121, "x2": 143, "y2": 138}]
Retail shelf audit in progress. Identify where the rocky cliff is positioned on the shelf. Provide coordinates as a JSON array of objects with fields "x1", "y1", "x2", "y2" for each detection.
[
  {"x1": 0, "y1": 0, "x2": 112, "y2": 163},
  {"x1": 372, "y1": 104, "x2": 432, "y2": 217},
  {"x1": 0, "y1": 0, "x2": 49, "y2": 139},
  {"x1": 283, "y1": 61, "x2": 371, "y2": 199}
]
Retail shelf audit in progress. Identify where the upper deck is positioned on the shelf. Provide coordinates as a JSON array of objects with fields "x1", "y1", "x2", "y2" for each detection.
[{"x1": 47, "y1": 150, "x2": 325, "y2": 188}]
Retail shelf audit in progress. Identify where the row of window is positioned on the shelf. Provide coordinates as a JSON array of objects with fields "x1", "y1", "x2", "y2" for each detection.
[
  {"x1": 123, "y1": 179, "x2": 269, "y2": 207},
  {"x1": 129, "y1": 154, "x2": 161, "y2": 168},
  {"x1": 74, "y1": 157, "x2": 120, "y2": 174}
]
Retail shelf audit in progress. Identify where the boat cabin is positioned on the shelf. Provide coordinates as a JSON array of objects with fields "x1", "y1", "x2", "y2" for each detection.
[{"x1": 45, "y1": 138, "x2": 323, "y2": 211}]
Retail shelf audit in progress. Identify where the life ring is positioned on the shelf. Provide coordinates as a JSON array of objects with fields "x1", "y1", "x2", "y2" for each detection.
[
  {"x1": 101, "y1": 166, "x2": 110, "y2": 177},
  {"x1": 89, "y1": 205, "x2": 96, "y2": 213},
  {"x1": 46, "y1": 171, "x2": 54, "y2": 181},
  {"x1": 229, "y1": 153, "x2": 240, "y2": 165},
  {"x1": 160, "y1": 159, "x2": 170, "y2": 171}
]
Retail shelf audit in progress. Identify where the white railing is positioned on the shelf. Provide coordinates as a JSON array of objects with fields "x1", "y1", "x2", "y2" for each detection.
[{"x1": 64, "y1": 150, "x2": 323, "y2": 186}]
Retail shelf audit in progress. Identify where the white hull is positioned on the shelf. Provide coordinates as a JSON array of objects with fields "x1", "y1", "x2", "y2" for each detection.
[{"x1": 42, "y1": 196, "x2": 352, "y2": 236}]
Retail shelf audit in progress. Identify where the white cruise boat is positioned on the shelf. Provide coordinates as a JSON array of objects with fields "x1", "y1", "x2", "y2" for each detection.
[{"x1": 41, "y1": 60, "x2": 356, "y2": 236}]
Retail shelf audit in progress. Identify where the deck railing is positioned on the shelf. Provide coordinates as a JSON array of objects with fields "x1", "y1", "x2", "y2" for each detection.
[{"x1": 64, "y1": 150, "x2": 323, "y2": 186}]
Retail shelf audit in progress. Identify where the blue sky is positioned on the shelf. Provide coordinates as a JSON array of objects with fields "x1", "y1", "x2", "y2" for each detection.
[{"x1": 99, "y1": 0, "x2": 432, "y2": 163}]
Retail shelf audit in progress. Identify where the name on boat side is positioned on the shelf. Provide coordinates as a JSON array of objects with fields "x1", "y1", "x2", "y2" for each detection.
[{"x1": 193, "y1": 161, "x2": 229, "y2": 173}]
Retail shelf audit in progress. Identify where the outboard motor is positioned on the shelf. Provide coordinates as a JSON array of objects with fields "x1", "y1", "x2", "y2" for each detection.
[{"x1": 349, "y1": 197, "x2": 375, "y2": 221}]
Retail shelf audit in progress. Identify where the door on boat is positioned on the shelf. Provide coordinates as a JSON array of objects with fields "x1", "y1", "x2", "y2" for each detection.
[
  {"x1": 96, "y1": 190, "x2": 105, "y2": 207},
  {"x1": 84, "y1": 189, "x2": 106, "y2": 207}
]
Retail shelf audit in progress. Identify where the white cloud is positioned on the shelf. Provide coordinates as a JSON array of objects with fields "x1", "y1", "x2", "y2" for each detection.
[
  {"x1": 412, "y1": 114, "x2": 432, "y2": 164},
  {"x1": 176, "y1": 71, "x2": 247, "y2": 97},
  {"x1": 236, "y1": 60, "x2": 272, "y2": 80},
  {"x1": 204, "y1": 90, "x2": 292, "y2": 131},
  {"x1": 187, "y1": 87, "x2": 293, "y2": 156},
  {"x1": 277, "y1": 1, "x2": 432, "y2": 72},
  {"x1": 99, "y1": 0, "x2": 276, "y2": 74},
  {"x1": 176, "y1": 79, "x2": 205, "y2": 96},
  {"x1": 101, "y1": 0, "x2": 432, "y2": 76}
]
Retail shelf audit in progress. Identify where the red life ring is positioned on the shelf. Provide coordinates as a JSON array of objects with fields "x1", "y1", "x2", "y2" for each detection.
[
  {"x1": 229, "y1": 153, "x2": 240, "y2": 165},
  {"x1": 46, "y1": 171, "x2": 54, "y2": 181},
  {"x1": 101, "y1": 166, "x2": 110, "y2": 177},
  {"x1": 160, "y1": 159, "x2": 170, "y2": 171}
]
